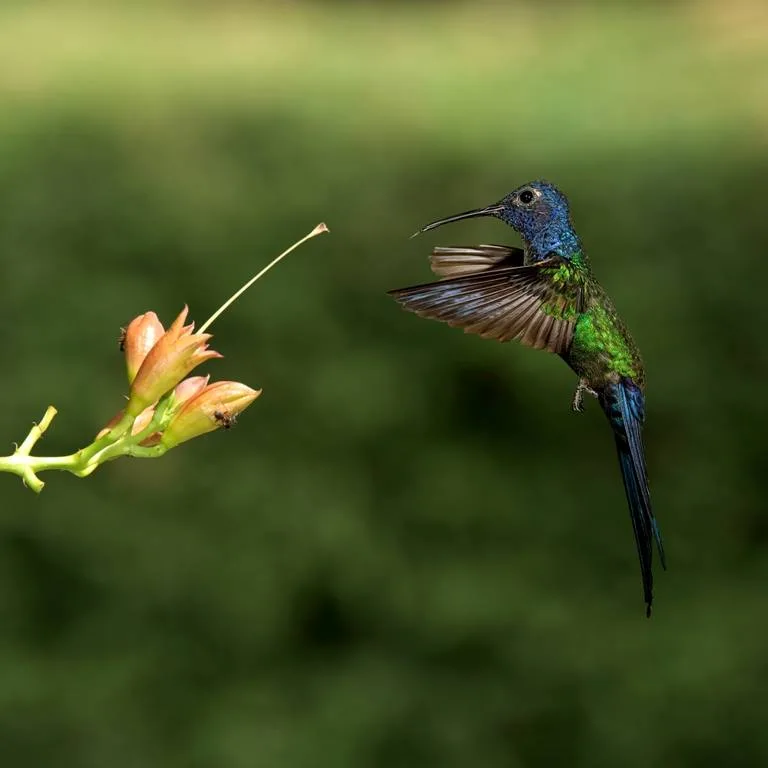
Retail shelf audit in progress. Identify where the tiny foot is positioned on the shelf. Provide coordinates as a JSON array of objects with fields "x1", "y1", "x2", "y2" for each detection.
[{"x1": 571, "y1": 381, "x2": 598, "y2": 413}]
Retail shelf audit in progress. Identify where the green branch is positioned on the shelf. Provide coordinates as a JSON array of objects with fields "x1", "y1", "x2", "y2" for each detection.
[{"x1": 0, "y1": 405, "x2": 171, "y2": 494}]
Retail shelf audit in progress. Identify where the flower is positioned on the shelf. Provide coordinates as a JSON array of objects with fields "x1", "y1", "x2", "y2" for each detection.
[
  {"x1": 126, "y1": 306, "x2": 222, "y2": 417},
  {"x1": 95, "y1": 403, "x2": 156, "y2": 441},
  {"x1": 160, "y1": 380, "x2": 261, "y2": 449},
  {"x1": 122, "y1": 311, "x2": 165, "y2": 383},
  {"x1": 172, "y1": 375, "x2": 210, "y2": 406},
  {"x1": 96, "y1": 375, "x2": 212, "y2": 444}
]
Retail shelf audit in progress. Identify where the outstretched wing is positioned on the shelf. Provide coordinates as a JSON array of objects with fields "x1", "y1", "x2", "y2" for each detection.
[
  {"x1": 428, "y1": 244, "x2": 525, "y2": 278},
  {"x1": 389, "y1": 253, "x2": 584, "y2": 354}
]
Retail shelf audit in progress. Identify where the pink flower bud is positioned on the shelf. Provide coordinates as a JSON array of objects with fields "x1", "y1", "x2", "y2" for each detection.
[
  {"x1": 160, "y1": 380, "x2": 261, "y2": 449},
  {"x1": 126, "y1": 306, "x2": 222, "y2": 416},
  {"x1": 123, "y1": 312, "x2": 165, "y2": 383},
  {"x1": 173, "y1": 375, "x2": 210, "y2": 405},
  {"x1": 95, "y1": 404, "x2": 156, "y2": 440}
]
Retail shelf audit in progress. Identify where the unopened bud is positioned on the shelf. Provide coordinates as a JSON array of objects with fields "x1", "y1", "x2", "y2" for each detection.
[
  {"x1": 96, "y1": 404, "x2": 156, "y2": 441},
  {"x1": 172, "y1": 375, "x2": 210, "y2": 406},
  {"x1": 123, "y1": 312, "x2": 165, "y2": 383},
  {"x1": 160, "y1": 380, "x2": 260, "y2": 449}
]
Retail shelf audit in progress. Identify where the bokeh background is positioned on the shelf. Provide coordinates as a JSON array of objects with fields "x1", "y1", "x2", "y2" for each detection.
[{"x1": 1, "y1": 1, "x2": 767, "y2": 766}]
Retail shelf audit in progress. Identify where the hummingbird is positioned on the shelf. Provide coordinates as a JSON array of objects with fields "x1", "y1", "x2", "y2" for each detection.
[{"x1": 389, "y1": 180, "x2": 666, "y2": 616}]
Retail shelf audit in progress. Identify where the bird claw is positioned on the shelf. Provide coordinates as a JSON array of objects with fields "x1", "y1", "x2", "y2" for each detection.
[{"x1": 571, "y1": 381, "x2": 597, "y2": 413}]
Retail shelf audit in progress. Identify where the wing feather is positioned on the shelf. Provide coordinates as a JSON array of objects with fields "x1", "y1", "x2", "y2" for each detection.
[
  {"x1": 389, "y1": 257, "x2": 584, "y2": 355},
  {"x1": 429, "y1": 244, "x2": 525, "y2": 278}
]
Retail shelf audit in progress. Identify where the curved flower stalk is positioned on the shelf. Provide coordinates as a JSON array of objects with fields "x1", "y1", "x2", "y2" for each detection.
[{"x1": 0, "y1": 223, "x2": 328, "y2": 493}]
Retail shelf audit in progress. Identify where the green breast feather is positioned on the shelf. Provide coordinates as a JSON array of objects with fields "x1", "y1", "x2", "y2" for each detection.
[
  {"x1": 570, "y1": 285, "x2": 643, "y2": 383},
  {"x1": 539, "y1": 262, "x2": 586, "y2": 321}
]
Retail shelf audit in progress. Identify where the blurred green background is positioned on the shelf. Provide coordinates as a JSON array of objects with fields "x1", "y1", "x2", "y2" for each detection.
[{"x1": 1, "y1": 1, "x2": 766, "y2": 765}]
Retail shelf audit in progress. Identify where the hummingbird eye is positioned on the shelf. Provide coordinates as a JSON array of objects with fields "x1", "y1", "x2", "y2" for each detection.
[{"x1": 518, "y1": 189, "x2": 535, "y2": 205}]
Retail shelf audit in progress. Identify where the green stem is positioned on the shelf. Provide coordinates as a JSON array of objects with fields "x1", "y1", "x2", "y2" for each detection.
[
  {"x1": 76, "y1": 410, "x2": 135, "y2": 463},
  {"x1": 0, "y1": 405, "x2": 171, "y2": 493},
  {"x1": 0, "y1": 451, "x2": 77, "y2": 492}
]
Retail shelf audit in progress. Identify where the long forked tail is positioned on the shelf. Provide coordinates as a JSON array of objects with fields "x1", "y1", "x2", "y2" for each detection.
[{"x1": 600, "y1": 379, "x2": 666, "y2": 617}]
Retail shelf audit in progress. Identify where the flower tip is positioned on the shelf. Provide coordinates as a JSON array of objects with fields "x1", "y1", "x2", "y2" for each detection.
[
  {"x1": 169, "y1": 305, "x2": 190, "y2": 334},
  {"x1": 312, "y1": 222, "x2": 329, "y2": 236}
]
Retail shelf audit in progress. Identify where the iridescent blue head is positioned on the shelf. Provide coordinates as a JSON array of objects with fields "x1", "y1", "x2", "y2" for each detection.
[{"x1": 416, "y1": 180, "x2": 582, "y2": 261}]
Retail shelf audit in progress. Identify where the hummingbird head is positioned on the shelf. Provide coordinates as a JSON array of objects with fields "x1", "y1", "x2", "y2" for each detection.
[{"x1": 416, "y1": 180, "x2": 580, "y2": 260}]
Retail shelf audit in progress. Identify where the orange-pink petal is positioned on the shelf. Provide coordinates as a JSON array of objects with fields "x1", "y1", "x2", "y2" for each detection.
[
  {"x1": 123, "y1": 311, "x2": 165, "y2": 383},
  {"x1": 126, "y1": 306, "x2": 222, "y2": 416}
]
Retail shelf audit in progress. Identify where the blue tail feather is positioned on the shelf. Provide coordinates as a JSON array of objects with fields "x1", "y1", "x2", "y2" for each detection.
[{"x1": 600, "y1": 379, "x2": 665, "y2": 617}]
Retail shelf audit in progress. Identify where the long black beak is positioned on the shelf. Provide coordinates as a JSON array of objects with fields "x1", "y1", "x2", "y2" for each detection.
[{"x1": 411, "y1": 203, "x2": 504, "y2": 238}]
